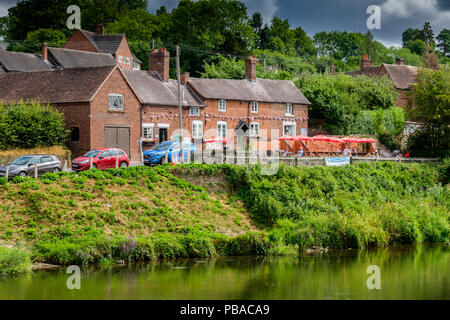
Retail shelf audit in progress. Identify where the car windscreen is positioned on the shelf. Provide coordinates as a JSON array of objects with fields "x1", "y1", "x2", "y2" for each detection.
[
  {"x1": 154, "y1": 143, "x2": 172, "y2": 151},
  {"x1": 83, "y1": 150, "x2": 102, "y2": 158},
  {"x1": 12, "y1": 156, "x2": 33, "y2": 165}
]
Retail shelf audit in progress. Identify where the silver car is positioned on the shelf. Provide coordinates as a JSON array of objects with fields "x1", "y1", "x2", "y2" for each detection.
[{"x1": 0, "y1": 155, "x2": 62, "y2": 179}]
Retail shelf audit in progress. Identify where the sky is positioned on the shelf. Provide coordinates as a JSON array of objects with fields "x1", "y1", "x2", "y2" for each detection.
[{"x1": 1, "y1": 0, "x2": 449, "y2": 47}]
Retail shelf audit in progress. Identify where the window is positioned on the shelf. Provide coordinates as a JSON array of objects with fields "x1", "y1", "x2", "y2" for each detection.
[
  {"x1": 250, "y1": 122, "x2": 259, "y2": 137},
  {"x1": 109, "y1": 94, "x2": 124, "y2": 110},
  {"x1": 283, "y1": 122, "x2": 296, "y2": 136},
  {"x1": 192, "y1": 121, "x2": 203, "y2": 139},
  {"x1": 29, "y1": 157, "x2": 40, "y2": 165},
  {"x1": 189, "y1": 107, "x2": 200, "y2": 116},
  {"x1": 218, "y1": 99, "x2": 226, "y2": 112},
  {"x1": 70, "y1": 127, "x2": 80, "y2": 141},
  {"x1": 251, "y1": 101, "x2": 258, "y2": 113},
  {"x1": 118, "y1": 55, "x2": 123, "y2": 63},
  {"x1": 285, "y1": 104, "x2": 294, "y2": 116},
  {"x1": 217, "y1": 121, "x2": 227, "y2": 138},
  {"x1": 40, "y1": 156, "x2": 53, "y2": 164},
  {"x1": 133, "y1": 62, "x2": 140, "y2": 70},
  {"x1": 143, "y1": 124, "x2": 154, "y2": 140},
  {"x1": 126, "y1": 57, "x2": 130, "y2": 65}
]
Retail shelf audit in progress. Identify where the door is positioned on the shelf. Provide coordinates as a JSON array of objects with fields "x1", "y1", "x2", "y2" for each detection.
[
  {"x1": 39, "y1": 156, "x2": 55, "y2": 174},
  {"x1": 159, "y1": 128, "x2": 168, "y2": 143},
  {"x1": 104, "y1": 126, "x2": 130, "y2": 157}
]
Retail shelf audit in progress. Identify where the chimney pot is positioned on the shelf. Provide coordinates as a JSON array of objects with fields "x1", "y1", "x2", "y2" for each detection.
[
  {"x1": 149, "y1": 48, "x2": 170, "y2": 83},
  {"x1": 42, "y1": 43, "x2": 48, "y2": 61},
  {"x1": 160, "y1": 47, "x2": 166, "y2": 52},
  {"x1": 96, "y1": 24, "x2": 104, "y2": 35},
  {"x1": 181, "y1": 72, "x2": 190, "y2": 84},
  {"x1": 396, "y1": 58, "x2": 404, "y2": 65},
  {"x1": 245, "y1": 55, "x2": 258, "y2": 81},
  {"x1": 360, "y1": 54, "x2": 373, "y2": 70}
]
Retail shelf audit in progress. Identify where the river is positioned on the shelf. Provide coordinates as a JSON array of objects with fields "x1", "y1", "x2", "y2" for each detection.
[{"x1": 1, "y1": 244, "x2": 448, "y2": 300}]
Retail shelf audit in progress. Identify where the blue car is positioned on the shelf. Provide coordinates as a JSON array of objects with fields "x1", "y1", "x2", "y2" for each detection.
[{"x1": 143, "y1": 141, "x2": 195, "y2": 165}]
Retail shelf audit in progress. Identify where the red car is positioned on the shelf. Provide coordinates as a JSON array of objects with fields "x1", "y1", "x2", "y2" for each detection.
[{"x1": 72, "y1": 148, "x2": 129, "y2": 171}]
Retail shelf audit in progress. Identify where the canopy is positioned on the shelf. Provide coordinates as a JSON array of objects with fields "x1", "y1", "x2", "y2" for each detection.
[
  {"x1": 342, "y1": 137, "x2": 360, "y2": 143},
  {"x1": 295, "y1": 135, "x2": 313, "y2": 141},
  {"x1": 328, "y1": 137, "x2": 344, "y2": 143},
  {"x1": 312, "y1": 135, "x2": 331, "y2": 141},
  {"x1": 278, "y1": 135, "x2": 297, "y2": 141},
  {"x1": 358, "y1": 138, "x2": 376, "y2": 143},
  {"x1": 204, "y1": 138, "x2": 228, "y2": 144}
]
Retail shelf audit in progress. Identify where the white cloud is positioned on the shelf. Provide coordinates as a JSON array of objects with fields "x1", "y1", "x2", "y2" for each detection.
[
  {"x1": 381, "y1": 0, "x2": 450, "y2": 26},
  {"x1": 243, "y1": 0, "x2": 279, "y2": 24}
]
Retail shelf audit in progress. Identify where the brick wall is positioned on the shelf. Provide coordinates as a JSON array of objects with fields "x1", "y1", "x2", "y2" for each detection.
[
  {"x1": 54, "y1": 102, "x2": 91, "y2": 158},
  {"x1": 114, "y1": 38, "x2": 134, "y2": 70},
  {"x1": 63, "y1": 30, "x2": 98, "y2": 53},
  {"x1": 90, "y1": 68, "x2": 142, "y2": 161}
]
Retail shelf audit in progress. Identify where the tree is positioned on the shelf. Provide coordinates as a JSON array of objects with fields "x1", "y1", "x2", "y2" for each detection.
[
  {"x1": 436, "y1": 29, "x2": 450, "y2": 57},
  {"x1": 201, "y1": 55, "x2": 245, "y2": 79},
  {"x1": 422, "y1": 44, "x2": 440, "y2": 69},
  {"x1": 293, "y1": 26, "x2": 315, "y2": 58},
  {"x1": 406, "y1": 39, "x2": 426, "y2": 55},
  {"x1": 421, "y1": 22, "x2": 435, "y2": 48},
  {"x1": 407, "y1": 66, "x2": 450, "y2": 156},
  {"x1": 8, "y1": 28, "x2": 67, "y2": 53}
]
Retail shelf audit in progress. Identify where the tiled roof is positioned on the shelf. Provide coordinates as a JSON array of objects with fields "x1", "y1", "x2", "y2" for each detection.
[
  {"x1": 380, "y1": 64, "x2": 419, "y2": 89},
  {"x1": 345, "y1": 66, "x2": 380, "y2": 77},
  {"x1": 0, "y1": 49, "x2": 51, "y2": 72},
  {"x1": 48, "y1": 47, "x2": 117, "y2": 69},
  {"x1": 123, "y1": 70, "x2": 204, "y2": 107},
  {"x1": 0, "y1": 65, "x2": 116, "y2": 104},
  {"x1": 80, "y1": 30, "x2": 125, "y2": 54},
  {"x1": 188, "y1": 78, "x2": 311, "y2": 104}
]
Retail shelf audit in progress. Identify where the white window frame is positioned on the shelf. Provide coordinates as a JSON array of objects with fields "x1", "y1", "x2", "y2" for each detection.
[
  {"x1": 218, "y1": 99, "x2": 226, "y2": 112},
  {"x1": 133, "y1": 62, "x2": 140, "y2": 70},
  {"x1": 217, "y1": 121, "x2": 227, "y2": 138},
  {"x1": 142, "y1": 123, "x2": 154, "y2": 140},
  {"x1": 118, "y1": 55, "x2": 123, "y2": 63},
  {"x1": 192, "y1": 120, "x2": 203, "y2": 139},
  {"x1": 108, "y1": 93, "x2": 124, "y2": 110},
  {"x1": 285, "y1": 103, "x2": 294, "y2": 117},
  {"x1": 189, "y1": 106, "x2": 200, "y2": 116},
  {"x1": 126, "y1": 57, "x2": 130, "y2": 65},
  {"x1": 250, "y1": 122, "x2": 260, "y2": 137},
  {"x1": 251, "y1": 101, "x2": 258, "y2": 113},
  {"x1": 283, "y1": 121, "x2": 296, "y2": 136}
]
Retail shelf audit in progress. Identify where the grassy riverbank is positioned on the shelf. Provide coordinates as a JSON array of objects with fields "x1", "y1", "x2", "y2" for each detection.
[{"x1": 0, "y1": 162, "x2": 448, "y2": 272}]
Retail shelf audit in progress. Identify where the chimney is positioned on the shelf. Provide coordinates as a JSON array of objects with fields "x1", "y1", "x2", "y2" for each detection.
[
  {"x1": 181, "y1": 72, "x2": 190, "y2": 84},
  {"x1": 396, "y1": 58, "x2": 404, "y2": 65},
  {"x1": 42, "y1": 43, "x2": 48, "y2": 61},
  {"x1": 96, "y1": 24, "x2": 104, "y2": 35},
  {"x1": 148, "y1": 48, "x2": 170, "y2": 83},
  {"x1": 245, "y1": 55, "x2": 258, "y2": 81},
  {"x1": 330, "y1": 64, "x2": 336, "y2": 75},
  {"x1": 360, "y1": 54, "x2": 373, "y2": 70}
]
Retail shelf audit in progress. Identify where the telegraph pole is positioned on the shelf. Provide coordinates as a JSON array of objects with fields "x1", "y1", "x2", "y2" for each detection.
[
  {"x1": 264, "y1": 54, "x2": 267, "y2": 74},
  {"x1": 176, "y1": 45, "x2": 183, "y2": 163}
]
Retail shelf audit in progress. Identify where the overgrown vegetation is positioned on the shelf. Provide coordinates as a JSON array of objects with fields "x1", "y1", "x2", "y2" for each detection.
[
  {"x1": 0, "y1": 163, "x2": 448, "y2": 267},
  {"x1": 0, "y1": 247, "x2": 32, "y2": 276},
  {"x1": 0, "y1": 101, "x2": 68, "y2": 150}
]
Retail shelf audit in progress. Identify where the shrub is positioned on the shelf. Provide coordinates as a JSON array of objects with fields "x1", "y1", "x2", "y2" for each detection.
[{"x1": 0, "y1": 247, "x2": 32, "y2": 276}]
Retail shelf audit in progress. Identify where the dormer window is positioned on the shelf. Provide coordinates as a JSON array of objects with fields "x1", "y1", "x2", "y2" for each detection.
[
  {"x1": 109, "y1": 93, "x2": 124, "y2": 110},
  {"x1": 218, "y1": 99, "x2": 226, "y2": 112},
  {"x1": 189, "y1": 107, "x2": 200, "y2": 116},
  {"x1": 251, "y1": 101, "x2": 258, "y2": 113}
]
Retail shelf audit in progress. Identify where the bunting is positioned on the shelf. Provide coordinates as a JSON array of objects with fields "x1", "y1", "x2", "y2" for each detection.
[{"x1": 144, "y1": 112, "x2": 309, "y2": 122}]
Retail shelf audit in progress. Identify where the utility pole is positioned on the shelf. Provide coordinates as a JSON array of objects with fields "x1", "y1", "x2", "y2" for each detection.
[
  {"x1": 152, "y1": 39, "x2": 155, "y2": 50},
  {"x1": 263, "y1": 54, "x2": 267, "y2": 74},
  {"x1": 176, "y1": 45, "x2": 183, "y2": 163}
]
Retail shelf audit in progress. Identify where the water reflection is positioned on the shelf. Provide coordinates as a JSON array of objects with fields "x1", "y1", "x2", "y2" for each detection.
[{"x1": 1, "y1": 244, "x2": 448, "y2": 300}]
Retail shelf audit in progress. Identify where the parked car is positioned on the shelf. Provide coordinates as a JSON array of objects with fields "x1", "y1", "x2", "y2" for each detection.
[
  {"x1": 0, "y1": 155, "x2": 62, "y2": 179},
  {"x1": 72, "y1": 148, "x2": 129, "y2": 172},
  {"x1": 143, "y1": 141, "x2": 195, "y2": 165}
]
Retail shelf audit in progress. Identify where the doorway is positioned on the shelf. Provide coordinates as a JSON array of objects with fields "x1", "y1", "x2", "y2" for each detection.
[
  {"x1": 159, "y1": 128, "x2": 168, "y2": 143},
  {"x1": 104, "y1": 126, "x2": 130, "y2": 156}
]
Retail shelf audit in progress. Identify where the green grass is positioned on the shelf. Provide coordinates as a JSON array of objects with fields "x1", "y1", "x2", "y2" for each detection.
[
  {"x1": 0, "y1": 247, "x2": 32, "y2": 276},
  {"x1": 0, "y1": 162, "x2": 448, "y2": 266}
]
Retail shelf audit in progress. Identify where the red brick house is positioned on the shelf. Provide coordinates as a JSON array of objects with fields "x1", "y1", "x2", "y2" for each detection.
[
  {"x1": 346, "y1": 55, "x2": 419, "y2": 108},
  {"x1": 125, "y1": 49, "x2": 310, "y2": 152},
  {"x1": 63, "y1": 24, "x2": 141, "y2": 71},
  {"x1": 0, "y1": 65, "x2": 142, "y2": 161}
]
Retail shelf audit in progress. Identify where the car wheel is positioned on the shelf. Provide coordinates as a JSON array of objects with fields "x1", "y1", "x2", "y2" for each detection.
[
  {"x1": 120, "y1": 162, "x2": 128, "y2": 168},
  {"x1": 18, "y1": 171, "x2": 27, "y2": 177}
]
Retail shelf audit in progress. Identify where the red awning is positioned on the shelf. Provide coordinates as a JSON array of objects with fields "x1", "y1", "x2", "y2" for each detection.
[
  {"x1": 358, "y1": 138, "x2": 376, "y2": 143},
  {"x1": 278, "y1": 135, "x2": 297, "y2": 141},
  {"x1": 342, "y1": 137, "x2": 360, "y2": 143},
  {"x1": 204, "y1": 138, "x2": 228, "y2": 144},
  {"x1": 328, "y1": 137, "x2": 345, "y2": 143},
  {"x1": 295, "y1": 135, "x2": 313, "y2": 141},
  {"x1": 312, "y1": 135, "x2": 331, "y2": 142}
]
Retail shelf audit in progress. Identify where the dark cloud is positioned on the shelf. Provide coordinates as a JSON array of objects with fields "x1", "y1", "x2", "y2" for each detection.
[{"x1": 2, "y1": 0, "x2": 449, "y2": 47}]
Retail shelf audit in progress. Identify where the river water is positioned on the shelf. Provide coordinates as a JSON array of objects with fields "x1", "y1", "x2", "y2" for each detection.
[{"x1": 1, "y1": 244, "x2": 448, "y2": 300}]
